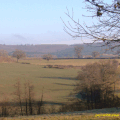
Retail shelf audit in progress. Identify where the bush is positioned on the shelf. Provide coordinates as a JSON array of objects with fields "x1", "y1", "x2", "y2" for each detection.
[
  {"x1": 58, "y1": 65, "x2": 64, "y2": 69},
  {"x1": 43, "y1": 65, "x2": 47, "y2": 68},
  {"x1": 53, "y1": 65, "x2": 59, "y2": 68},
  {"x1": 47, "y1": 65, "x2": 53, "y2": 68},
  {"x1": 21, "y1": 62, "x2": 30, "y2": 64}
]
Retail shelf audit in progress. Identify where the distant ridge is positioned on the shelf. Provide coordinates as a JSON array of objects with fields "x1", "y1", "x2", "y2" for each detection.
[{"x1": 0, "y1": 42, "x2": 118, "y2": 58}]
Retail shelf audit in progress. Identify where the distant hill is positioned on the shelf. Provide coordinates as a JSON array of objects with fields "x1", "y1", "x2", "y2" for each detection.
[{"x1": 0, "y1": 42, "x2": 119, "y2": 58}]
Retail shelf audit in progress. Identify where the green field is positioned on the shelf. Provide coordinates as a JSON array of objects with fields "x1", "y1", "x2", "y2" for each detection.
[
  {"x1": 0, "y1": 60, "x2": 79, "y2": 104},
  {"x1": 0, "y1": 58, "x2": 120, "y2": 118},
  {"x1": 20, "y1": 58, "x2": 102, "y2": 66},
  {"x1": 0, "y1": 58, "x2": 120, "y2": 115},
  {"x1": 1, "y1": 58, "x2": 120, "y2": 103}
]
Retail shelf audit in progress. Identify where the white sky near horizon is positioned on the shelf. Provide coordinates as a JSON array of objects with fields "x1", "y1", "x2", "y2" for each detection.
[{"x1": 0, "y1": 0, "x2": 111, "y2": 45}]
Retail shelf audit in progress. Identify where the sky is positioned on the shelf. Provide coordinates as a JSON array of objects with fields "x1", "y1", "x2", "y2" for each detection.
[{"x1": 0, "y1": 0, "x2": 110, "y2": 45}]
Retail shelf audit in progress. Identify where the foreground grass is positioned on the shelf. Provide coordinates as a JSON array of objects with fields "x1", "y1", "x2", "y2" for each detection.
[
  {"x1": 1, "y1": 114, "x2": 120, "y2": 120},
  {"x1": 3, "y1": 107, "x2": 120, "y2": 120}
]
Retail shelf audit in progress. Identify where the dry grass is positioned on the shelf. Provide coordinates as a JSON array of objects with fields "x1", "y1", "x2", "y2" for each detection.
[
  {"x1": 0, "y1": 58, "x2": 120, "y2": 119},
  {"x1": 2, "y1": 113, "x2": 120, "y2": 120},
  {"x1": 3, "y1": 107, "x2": 120, "y2": 119},
  {"x1": 0, "y1": 56, "x2": 15, "y2": 63},
  {"x1": 20, "y1": 58, "x2": 101, "y2": 66}
]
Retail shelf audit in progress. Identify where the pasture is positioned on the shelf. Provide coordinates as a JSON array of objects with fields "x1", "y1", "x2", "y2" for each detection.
[
  {"x1": 0, "y1": 63, "x2": 78, "y2": 103},
  {"x1": 20, "y1": 58, "x2": 102, "y2": 66},
  {"x1": 0, "y1": 58, "x2": 120, "y2": 115},
  {"x1": 1, "y1": 58, "x2": 120, "y2": 100}
]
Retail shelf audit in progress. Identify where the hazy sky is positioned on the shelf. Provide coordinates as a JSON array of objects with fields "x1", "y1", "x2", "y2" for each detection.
[{"x1": 0, "y1": 0, "x2": 110, "y2": 45}]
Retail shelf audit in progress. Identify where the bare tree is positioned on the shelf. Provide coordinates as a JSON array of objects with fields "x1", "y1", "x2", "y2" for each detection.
[
  {"x1": 0, "y1": 93, "x2": 10, "y2": 117},
  {"x1": 23, "y1": 81, "x2": 35, "y2": 115},
  {"x1": 37, "y1": 87, "x2": 44, "y2": 115},
  {"x1": 28, "y1": 82, "x2": 34, "y2": 115},
  {"x1": 92, "y1": 51, "x2": 100, "y2": 58},
  {"x1": 42, "y1": 53, "x2": 52, "y2": 61},
  {"x1": 12, "y1": 49, "x2": 26, "y2": 62},
  {"x1": 14, "y1": 80, "x2": 23, "y2": 116},
  {"x1": 74, "y1": 46, "x2": 83, "y2": 58},
  {"x1": 24, "y1": 82, "x2": 28, "y2": 115},
  {"x1": 0, "y1": 49, "x2": 8, "y2": 57},
  {"x1": 61, "y1": 0, "x2": 120, "y2": 52}
]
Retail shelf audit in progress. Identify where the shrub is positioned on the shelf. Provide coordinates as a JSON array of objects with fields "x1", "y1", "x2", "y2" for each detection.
[
  {"x1": 21, "y1": 62, "x2": 30, "y2": 64},
  {"x1": 47, "y1": 65, "x2": 53, "y2": 68},
  {"x1": 43, "y1": 65, "x2": 47, "y2": 68}
]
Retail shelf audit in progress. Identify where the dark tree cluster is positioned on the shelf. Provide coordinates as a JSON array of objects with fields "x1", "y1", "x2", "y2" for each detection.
[{"x1": 75, "y1": 59, "x2": 120, "y2": 109}]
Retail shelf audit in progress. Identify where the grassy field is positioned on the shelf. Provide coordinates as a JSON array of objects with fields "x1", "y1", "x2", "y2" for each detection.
[
  {"x1": 1, "y1": 58, "x2": 120, "y2": 102},
  {"x1": 0, "y1": 63, "x2": 78, "y2": 103},
  {"x1": 20, "y1": 58, "x2": 102, "y2": 66},
  {"x1": 0, "y1": 58, "x2": 120, "y2": 119}
]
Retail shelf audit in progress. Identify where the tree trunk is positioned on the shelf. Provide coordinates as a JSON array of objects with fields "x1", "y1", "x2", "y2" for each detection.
[{"x1": 25, "y1": 99, "x2": 28, "y2": 115}]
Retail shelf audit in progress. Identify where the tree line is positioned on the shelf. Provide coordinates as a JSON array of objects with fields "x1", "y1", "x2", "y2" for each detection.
[{"x1": 0, "y1": 80, "x2": 45, "y2": 117}]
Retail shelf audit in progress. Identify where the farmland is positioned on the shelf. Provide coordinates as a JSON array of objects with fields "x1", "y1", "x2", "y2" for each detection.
[
  {"x1": 0, "y1": 58, "x2": 120, "y2": 119},
  {"x1": 0, "y1": 61, "x2": 78, "y2": 103},
  {"x1": 1, "y1": 58, "x2": 120, "y2": 102}
]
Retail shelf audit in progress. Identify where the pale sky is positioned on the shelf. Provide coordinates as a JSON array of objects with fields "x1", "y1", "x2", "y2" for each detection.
[{"x1": 0, "y1": 0, "x2": 110, "y2": 45}]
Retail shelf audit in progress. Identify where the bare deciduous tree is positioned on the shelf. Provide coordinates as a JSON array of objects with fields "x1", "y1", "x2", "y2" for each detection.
[
  {"x1": 61, "y1": 0, "x2": 120, "y2": 52},
  {"x1": 92, "y1": 51, "x2": 100, "y2": 58},
  {"x1": 74, "y1": 46, "x2": 83, "y2": 58},
  {"x1": 1, "y1": 95, "x2": 9, "y2": 117},
  {"x1": 42, "y1": 53, "x2": 52, "y2": 61},
  {"x1": 0, "y1": 49, "x2": 8, "y2": 57},
  {"x1": 12, "y1": 49, "x2": 26, "y2": 62},
  {"x1": 37, "y1": 87, "x2": 44, "y2": 115},
  {"x1": 24, "y1": 82, "x2": 28, "y2": 115},
  {"x1": 28, "y1": 81, "x2": 34, "y2": 115},
  {"x1": 23, "y1": 80, "x2": 35, "y2": 115},
  {"x1": 14, "y1": 80, "x2": 23, "y2": 116}
]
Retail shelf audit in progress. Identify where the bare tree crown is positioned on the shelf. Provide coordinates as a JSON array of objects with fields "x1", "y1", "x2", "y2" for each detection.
[{"x1": 61, "y1": 0, "x2": 120, "y2": 52}]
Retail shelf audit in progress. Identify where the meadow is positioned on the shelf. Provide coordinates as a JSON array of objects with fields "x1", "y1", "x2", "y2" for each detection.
[
  {"x1": 0, "y1": 57, "x2": 120, "y2": 119},
  {"x1": 1, "y1": 58, "x2": 120, "y2": 102}
]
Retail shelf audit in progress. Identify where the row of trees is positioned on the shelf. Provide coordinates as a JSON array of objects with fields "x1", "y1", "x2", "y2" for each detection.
[
  {"x1": 0, "y1": 49, "x2": 26, "y2": 63},
  {"x1": 0, "y1": 80, "x2": 44, "y2": 117},
  {"x1": 74, "y1": 46, "x2": 100, "y2": 58},
  {"x1": 0, "y1": 47, "x2": 116, "y2": 62},
  {"x1": 0, "y1": 49, "x2": 53, "y2": 62}
]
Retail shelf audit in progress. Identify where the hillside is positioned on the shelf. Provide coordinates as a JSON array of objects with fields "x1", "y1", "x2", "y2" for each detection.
[{"x1": 0, "y1": 42, "x2": 119, "y2": 58}]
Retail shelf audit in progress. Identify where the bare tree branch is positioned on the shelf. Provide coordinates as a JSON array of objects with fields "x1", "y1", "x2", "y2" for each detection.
[{"x1": 61, "y1": 0, "x2": 120, "y2": 52}]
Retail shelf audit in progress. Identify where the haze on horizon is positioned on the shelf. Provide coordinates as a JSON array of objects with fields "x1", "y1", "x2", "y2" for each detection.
[{"x1": 0, "y1": 0, "x2": 110, "y2": 45}]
